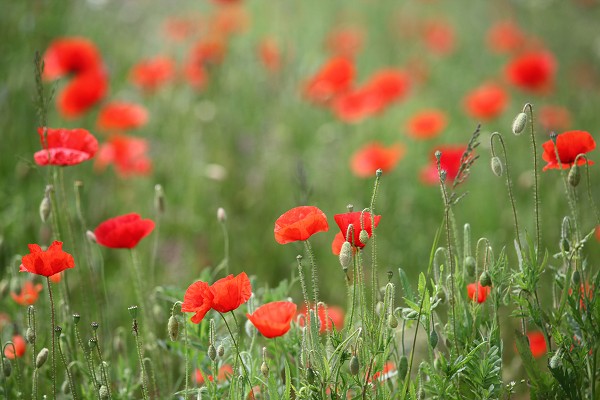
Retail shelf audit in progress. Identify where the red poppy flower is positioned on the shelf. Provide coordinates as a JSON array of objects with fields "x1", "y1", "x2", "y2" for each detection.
[
  {"x1": 94, "y1": 213, "x2": 155, "y2": 249},
  {"x1": 331, "y1": 232, "x2": 357, "y2": 256},
  {"x1": 20, "y1": 241, "x2": 75, "y2": 277},
  {"x1": 194, "y1": 364, "x2": 233, "y2": 385},
  {"x1": 211, "y1": 5, "x2": 249, "y2": 37},
  {"x1": 97, "y1": 102, "x2": 149, "y2": 132},
  {"x1": 190, "y1": 37, "x2": 227, "y2": 66},
  {"x1": 466, "y1": 282, "x2": 490, "y2": 303},
  {"x1": 463, "y1": 82, "x2": 509, "y2": 121},
  {"x1": 331, "y1": 88, "x2": 381, "y2": 123},
  {"x1": 258, "y1": 37, "x2": 281, "y2": 73},
  {"x1": 362, "y1": 68, "x2": 410, "y2": 109},
  {"x1": 539, "y1": 105, "x2": 571, "y2": 132},
  {"x1": 420, "y1": 145, "x2": 466, "y2": 185},
  {"x1": 304, "y1": 57, "x2": 354, "y2": 104},
  {"x1": 57, "y1": 68, "x2": 108, "y2": 119},
  {"x1": 246, "y1": 301, "x2": 297, "y2": 338},
  {"x1": 34, "y1": 127, "x2": 98, "y2": 167},
  {"x1": 527, "y1": 331, "x2": 547, "y2": 358},
  {"x1": 486, "y1": 20, "x2": 526, "y2": 54},
  {"x1": 183, "y1": 57, "x2": 208, "y2": 91},
  {"x1": 334, "y1": 211, "x2": 381, "y2": 249},
  {"x1": 298, "y1": 304, "x2": 345, "y2": 333},
  {"x1": 274, "y1": 206, "x2": 329, "y2": 244},
  {"x1": 4, "y1": 335, "x2": 26, "y2": 359},
  {"x1": 163, "y1": 16, "x2": 200, "y2": 42},
  {"x1": 43, "y1": 37, "x2": 103, "y2": 80},
  {"x1": 325, "y1": 27, "x2": 365, "y2": 57},
  {"x1": 11, "y1": 281, "x2": 43, "y2": 306},
  {"x1": 49, "y1": 272, "x2": 62, "y2": 283},
  {"x1": 95, "y1": 134, "x2": 152, "y2": 177},
  {"x1": 350, "y1": 142, "x2": 405, "y2": 178},
  {"x1": 569, "y1": 282, "x2": 594, "y2": 310},
  {"x1": 505, "y1": 50, "x2": 556, "y2": 93},
  {"x1": 541, "y1": 130, "x2": 596, "y2": 171},
  {"x1": 130, "y1": 56, "x2": 175, "y2": 92},
  {"x1": 406, "y1": 109, "x2": 448, "y2": 139},
  {"x1": 210, "y1": 272, "x2": 252, "y2": 313},
  {"x1": 423, "y1": 19, "x2": 456, "y2": 56},
  {"x1": 370, "y1": 362, "x2": 397, "y2": 383},
  {"x1": 182, "y1": 280, "x2": 214, "y2": 323}
]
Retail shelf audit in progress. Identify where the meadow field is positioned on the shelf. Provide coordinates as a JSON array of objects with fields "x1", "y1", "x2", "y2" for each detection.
[{"x1": 1, "y1": 0, "x2": 599, "y2": 398}]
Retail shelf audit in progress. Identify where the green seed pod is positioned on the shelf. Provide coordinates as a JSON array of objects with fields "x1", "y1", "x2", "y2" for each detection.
[
  {"x1": 217, "y1": 344, "x2": 225, "y2": 358},
  {"x1": 72, "y1": 313, "x2": 80, "y2": 325},
  {"x1": 261, "y1": 361, "x2": 269, "y2": 378},
  {"x1": 339, "y1": 241, "x2": 353, "y2": 272},
  {"x1": 99, "y1": 385, "x2": 109, "y2": 399},
  {"x1": 464, "y1": 256, "x2": 476, "y2": 276},
  {"x1": 208, "y1": 344, "x2": 217, "y2": 361},
  {"x1": 3, "y1": 358, "x2": 11, "y2": 377},
  {"x1": 572, "y1": 270, "x2": 581, "y2": 286},
  {"x1": 307, "y1": 367, "x2": 316, "y2": 384},
  {"x1": 429, "y1": 329, "x2": 439, "y2": 349},
  {"x1": 388, "y1": 314, "x2": 398, "y2": 329},
  {"x1": 479, "y1": 271, "x2": 492, "y2": 287},
  {"x1": 359, "y1": 230, "x2": 369, "y2": 246},
  {"x1": 398, "y1": 355, "x2": 408, "y2": 379},
  {"x1": 36, "y1": 348, "x2": 49, "y2": 368},
  {"x1": 491, "y1": 156, "x2": 503, "y2": 177},
  {"x1": 402, "y1": 309, "x2": 419, "y2": 320},
  {"x1": 349, "y1": 356, "x2": 359, "y2": 375},
  {"x1": 26, "y1": 327, "x2": 35, "y2": 344},
  {"x1": 168, "y1": 315, "x2": 179, "y2": 341},
  {"x1": 568, "y1": 164, "x2": 580, "y2": 187},
  {"x1": 512, "y1": 112, "x2": 527, "y2": 135},
  {"x1": 39, "y1": 196, "x2": 51, "y2": 223}
]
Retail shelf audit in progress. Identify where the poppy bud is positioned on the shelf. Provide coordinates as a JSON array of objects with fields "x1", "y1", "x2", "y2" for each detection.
[
  {"x1": 512, "y1": 112, "x2": 527, "y2": 135},
  {"x1": 402, "y1": 309, "x2": 418, "y2": 320},
  {"x1": 490, "y1": 156, "x2": 503, "y2": 177},
  {"x1": 39, "y1": 196, "x2": 51, "y2": 223},
  {"x1": 429, "y1": 329, "x2": 438, "y2": 349},
  {"x1": 73, "y1": 313, "x2": 80, "y2": 325},
  {"x1": 572, "y1": 270, "x2": 581, "y2": 285},
  {"x1": 168, "y1": 315, "x2": 179, "y2": 341},
  {"x1": 99, "y1": 385, "x2": 109, "y2": 399},
  {"x1": 217, "y1": 344, "x2": 225, "y2": 358},
  {"x1": 208, "y1": 344, "x2": 217, "y2": 361},
  {"x1": 388, "y1": 314, "x2": 398, "y2": 329},
  {"x1": 398, "y1": 355, "x2": 408, "y2": 379},
  {"x1": 261, "y1": 361, "x2": 269, "y2": 378},
  {"x1": 349, "y1": 356, "x2": 359, "y2": 375},
  {"x1": 549, "y1": 350, "x2": 562, "y2": 369},
  {"x1": 359, "y1": 230, "x2": 369, "y2": 245},
  {"x1": 36, "y1": 348, "x2": 49, "y2": 368},
  {"x1": 375, "y1": 301, "x2": 384, "y2": 316},
  {"x1": 435, "y1": 288, "x2": 446, "y2": 304},
  {"x1": 86, "y1": 230, "x2": 97, "y2": 243},
  {"x1": 479, "y1": 271, "x2": 492, "y2": 287},
  {"x1": 26, "y1": 328, "x2": 35, "y2": 344},
  {"x1": 568, "y1": 164, "x2": 580, "y2": 187},
  {"x1": 560, "y1": 238, "x2": 570, "y2": 253},
  {"x1": 154, "y1": 184, "x2": 165, "y2": 214},
  {"x1": 464, "y1": 256, "x2": 476, "y2": 275},
  {"x1": 3, "y1": 359, "x2": 11, "y2": 377},
  {"x1": 217, "y1": 207, "x2": 227, "y2": 223},
  {"x1": 339, "y1": 241, "x2": 353, "y2": 271},
  {"x1": 417, "y1": 387, "x2": 425, "y2": 400},
  {"x1": 307, "y1": 367, "x2": 316, "y2": 384}
]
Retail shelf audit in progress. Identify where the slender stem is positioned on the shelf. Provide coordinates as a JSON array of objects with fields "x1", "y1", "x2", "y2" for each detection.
[
  {"x1": 47, "y1": 277, "x2": 57, "y2": 399},
  {"x1": 57, "y1": 330, "x2": 78, "y2": 399},
  {"x1": 220, "y1": 312, "x2": 255, "y2": 398},
  {"x1": 28, "y1": 306, "x2": 37, "y2": 399},
  {"x1": 304, "y1": 241, "x2": 319, "y2": 318},
  {"x1": 369, "y1": 172, "x2": 382, "y2": 317},
  {"x1": 295, "y1": 256, "x2": 310, "y2": 314},
  {"x1": 133, "y1": 319, "x2": 149, "y2": 400},
  {"x1": 92, "y1": 333, "x2": 111, "y2": 399},
  {"x1": 221, "y1": 220, "x2": 230, "y2": 275},
  {"x1": 524, "y1": 103, "x2": 541, "y2": 256},
  {"x1": 74, "y1": 323, "x2": 99, "y2": 395}
]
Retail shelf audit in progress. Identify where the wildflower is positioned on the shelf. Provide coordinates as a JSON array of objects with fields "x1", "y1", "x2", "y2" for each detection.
[
  {"x1": 42, "y1": 37, "x2": 103, "y2": 80},
  {"x1": 406, "y1": 109, "x2": 448, "y2": 139},
  {"x1": 334, "y1": 211, "x2": 381, "y2": 249},
  {"x1": 541, "y1": 130, "x2": 595, "y2": 171},
  {"x1": 361, "y1": 68, "x2": 410, "y2": 109},
  {"x1": 57, "y1": 68, "x2": 108, "y2": 119},
  {"x1": 246, "y1": 301, "x2": 297, "y2": 338},
  {"x1": 463, "y1": 82, "x2": 509, "y2": 121},
  {"x1": 539, "y1": 105, "x2": 571, "y2": 132},
  {"x1": 181, "y1": 281, "x2": 214, "y2": 323},
  {"x1": 505, "y1": 50, "x2": 557, "y2": 93},
  {"x1": 20, "y1": 241, "x2": 75, "y2": 277},
  {"x1": 130, "y1": 56, "x2": 175, "y2": 92},
  {"x1": 4, "y1": 335, "x2": 26, "y2": 359},
  {"x1": 183, "y1": 56, "x2": 208, "y2": 91},
  {"x1": 34, "y1": 127, "x2": 98, "y2": 167},
  {"x1": 97, "y1": 102, "x2": 149, "y2": 132},
  {"x1": 210, "y1": 5, "x2": 249, "y2": 36},
  {"x1": 422, "y1": 19, "x2": 456, "y2": 56},
  {"x1": 211, "y1": 273, "x2": 252, "y2": 313},
  {"x1": 189, "y1": 37, "x2": 227, "y2": 66},
  {"x1": 93, "y1": 213, "x2": 155, "y2": 249},
  {"x1": 274, "y1": 206, "x2": 329, "y2": 244},
  {"x1": 11, "y1": 281, "x2": 43, "y2": 306},
  {"x1": 331, "y1": 232, "x2": 353, "y2": 256},
  {"x1": 420, "y1": 145, "x2": 466, "y2": 185},
  {"x1": 258, "y1": 37, "x2": 281, "y2": 73},
  {"x1": 194, "y1": 364, "x2": 233, "y2": 385},
  {"x1": 569, "y1": 282, "x2": 594, "y2": 309},
  {"x1": 325, "y1": 26, "x2": 365, "y2": 57},
  {"x1": 298, "y1": 304, "x2": 345, "y2": 333},
  {"x1": 95, "y1": 134, "x2": 152, "y2": 177},
  {"x1": 467, "y1": 282, "x2": 491, "y2": 303},
  {"x1": 163, "y1": 16, "x2": 200, "y2": 42},
  {"x1": 350, "y1": 142, "x2": 405, "y2": 178},
  {"x1": 370, "y1": 362, "x2": 397, "y2": 383},
  {"x1": 527, "y1": 331, "x2": 547, "y2": 358},
  {"x1": 304, "y1": 57, "x2": 354, "y2": 104},
  {"x1": 486, "y1": 20, "x2": 526, "y2": 54}
]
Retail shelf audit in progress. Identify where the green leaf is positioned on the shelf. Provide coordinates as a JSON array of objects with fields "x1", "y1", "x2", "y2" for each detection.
[{"x1": 398, "y1": 267, "x2": 415, "y2": 302}]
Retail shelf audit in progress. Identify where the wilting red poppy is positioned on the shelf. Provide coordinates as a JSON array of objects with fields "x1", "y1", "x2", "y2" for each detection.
[
  {"x1": 20, "y1": 241, "x2": 75, "y2": 277},
  {"x1": 463, "y1": 82, "x2": 508, "y2": 121},
  {"x1": 423, "y1": 19, "x2": 456, "y2": 56},
  {"x1": 4, "y1": 335, "x2": 26, "y2": 359},
  {"x1": 527, "y1": 331, "x2": 547, "y2": 358},
  {"x1": 467, "y1": 282, "x2": 490, "y2": 303},
  {"x1": 247, "y1": 301, "x2": 297, "y2": 338},
  {"x1": 194, "y1": 364, "x2": 233, "y2": 385},
  {"x1": 350, "y1": 142, "x2": 405, "y2": 177},
  {"x1": 541, "y1": 130, "x2": 596, "y2": 171},
  {"x1": 43, "y1": 37, "x2": 103, "y2": 80},
  {"x1": 274, "y1": 206, "x2": 329, "y2": 244},
  {"x1": 94, "y1": 213, "x2": 155, "y2": 249},
  {"x1": 406, "y1": 109, "x2": 448, "y2": 139},
  {"x1": 130, "y1": 56, "x2": 175, "y2": 92},
  {"x1": 11, "y1": 281, "x2": 43, "y2": 306},
  {"x1": 298, "y1": 304, "x2": 345, "y2": 333},
  {"x1": 34, "y1": 127, "x2": 98, "y2": 167},
  {"x1": 97, "y1": 102, "x2": 149, "y2": 132},
  {"x1": 304, "y1": 57, "x2": 354, "y2": 104},
  {"x1": 420, "y1": 145, "x2": 466, "y2": 185},
  {"x1": 486, "y1": 20, "x2": 526, "y2": 54},
  {"x1": 334, "y1": 211, "x2": 381, "y2": 249},
  {"x1": 569, "y1": 282, "x2": 594, "y2": 310},
  {"x1": 182, "y1": 280, "x2": 214, "y2": 323},
  {"x1": 58, "y1": 68, "x2": 108, "y2": 118},
  {"x1": 325, "y1": 27, "x2": 365, "y2": 57},
  {"x1": 258, "y1": 37, "x2": 281, "y2": 73},
  {"x1": 210, "y1": 272, "x2": 252, "y2": 313},
  {"x1": 505, "y1": 50, "x2": 556, "y2": 93},
  {"x1": 539, "y1": 105, "x2": 571, "y2": 132},
  {"x1": 95, "y1": 134, "x2": 152, "y2": 177},
  {"x1": 370, "y1": 362, "x2": 397, "y2": 383}
]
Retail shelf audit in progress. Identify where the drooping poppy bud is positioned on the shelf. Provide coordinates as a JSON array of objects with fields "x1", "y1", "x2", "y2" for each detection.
[{"x1": 512, "y1": 112, "x2": 527, "y2": 135}]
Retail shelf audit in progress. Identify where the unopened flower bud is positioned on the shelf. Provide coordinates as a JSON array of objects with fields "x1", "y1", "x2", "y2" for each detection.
[
  {"x1": 491, "y1": 156, "x2": 503, "y2": 177},
  {"x1": 464, "y1": 256, "x2": 476, "y2": 275},
  {"x1": 168, "y1": 315, "x2": 179, "y2": 341},
  {"x1": 429, "y1": 329, "x2": 439, "y2": 349},
  {"x1": 217, "y1": 344, "x2": 224, "y2": 357},
  {"x1": 99, "y1": 385, "x2": 109, "y2": 399},
  {"x1": 217, "y1": 207, "x2": 227, "y2": 223},
  {"x1": 39, "y1": 196, "x2": 51, "y2": 223},
  {"x1": 36, "y1": 348, "x2": 49, "y2": 368},
  {"x1": 549, "y1": 350, "x2": 563, "y2": 369},
  {"x1": 398, "y1": 355, "x2": 408, "y2": 379},
  {"x1": 572, "y1": 270, "x2": 581, "y2": 286},
  {"x1": 154, "y1": 184, "x2": 165, "y2": 214},
  {"x1": 512, "y1": 112, "x2": 527, "y2": 135},
  {"x1": 479, "y1": 271, "x2": 492, "y2": 287},
  {"x1": 261, "y1": 361, "x2": 269, "y2": 378},
  {"x1": 208, "y1": 344, "x2": 217, "y2": 361},
  {"x1": 375, "y1": 301, "x2": 384, "y2": 316},
  {"x1": 3, "y1": 358, "x2": 11, "y2": 377},
  {"x1": 349, "y1": 356, "x2": 359, "y2": 375},
  {"x1": 402, "y1": 309, "x2": 418, "y2": 320},
  {"x1": 568, "y1": 164, "x2": 580, "y2": 187},
  {"x1": 339, "y1": 241, "x2": 353, "y2": 271},
  {"x1": 86, "y1": 230, "x2": 97, "y2": 243},
  {"x1": 388, "y1": 314, "x2": 398, "y2": 329},
  {"x1": 26, "y1": 328, "x2": 35, "y2": 344},
  {"x1": 359, "y1": 230, "x2": 369, "y2": 245}
]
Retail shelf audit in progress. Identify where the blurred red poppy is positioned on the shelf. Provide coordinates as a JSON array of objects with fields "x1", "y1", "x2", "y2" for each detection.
[
  {"x1": 34, "y1": 127, "x2": 98, "y2": 167},
  {"x1": 569, "y1": 282, "x2": 594, "y2": 310},
  {"x1": 247, "y1": 301, "x2": 297, "y2": 338},
  {"x1": 362, "y1": 68, "x2": 410, "y2": 108},
  {"x1": 505, "y1": 50, "x2": 556, "y2": 93},
  {"x1": 486, "y1": 20, "x2": 526, "y2": 54},
  {"x1": 304, "y1": 57, "x2": 354, "y2": 104},
  {"x1": 94, "y1": 213, "x2": 155, "y2": 249},
  {"x1": 43, "y1": 37, "x2": 103, "y2": 80},
  {"x1": 130, "y1": 56, "x2": 175, "y2": 92},
  {"x1": 298, "y1": 304, "x2": 345, "y2": 333},
  {"x1": 194, "y1": 364, "x2": 233, "y2": 385},
  {"x1": 258, "y1": 37, "x2": 281, "y2": 73},
  {"x1": 95, "y1": 134, "x2": 152, "y2": 177},
  {"x1": 97, "y1": 102, "x2": 149, "y2": 132},
  {"x1": 406, "y1": 109, "x2": 447, "y2": 139},
  {"x1": 211, "y1": 272, "x2": 252, "y2": 313},
  {"x1": 539, "y1": 105, "x2": 571, "y2": 132},
  {"x1": 370, "y1": 362, "x2": 397, "y2": 383},
  {"x1": 4, "y1": 335, "x2": 26, "y2": 359},
  {"x1": 163, "y1": 16, "x2": 201, "y2": 42},
  {"x1": 190, "y1": 37, "x2": 227, "y2": 66},
  {"x1": 274, "y1": 206, "x2": 329, "y2": 244},
  {"x1": 11, "y1": 281, "x2": 43, "y2": 306},
  {"x1": 467, "y1": 282, "x2": 490, "y2": 303},
  {"x1": 423, "y1": 19, "x2": 456, "y2": 56},
  {"x1": 350, "y1": 142, "x2": 405, "y2": 178},
  {"x1": 325, "y1": 27, "x2": 365, "y2": 57},
  {"x1": 541, "y1": 130, "x2": 596, "y2": 171},
  {"x1": 58, "y1": 68, "x2": 108, "y2": 119},
  {"x1": 49, "y1": 272, "x2": 62, "y2": 283},
  {"x1": 420, "y1": 145, "x2": 466, "y2": 185},
  {"x1": 182, "y1": 280, "x2": 214, "y2": 323},
  {"x1": 332, "y1": 88, "x2": 379, "y2": 123},
  {"x1": 463, "y1": 82, "x2": 508, "y2": 121},
  {"x1": 183, "y1": 57, "x2": 208, "y2": 91},
  {"x1": 334, "y1": 211, "x2": 381, "y2": 249},
  {"x1": 20, "y1": 241, "x2": 75, "y2": 277},
  {"x1": 527, "y1": 331, "x2": 547, "y2": 358},
  {"x1": 211, "y1": 5, "x2": 249, "y2": 37}
]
